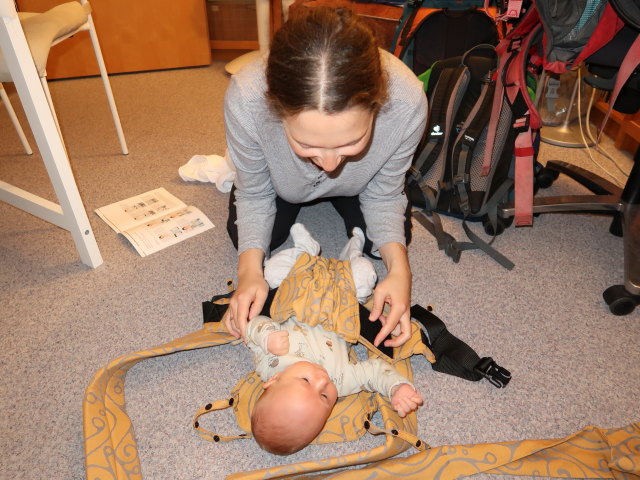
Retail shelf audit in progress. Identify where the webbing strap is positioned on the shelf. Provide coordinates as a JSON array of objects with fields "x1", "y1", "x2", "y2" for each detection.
[
  {"x1": 463, "y1": 179, "x2": 515, "y2": 269},
  {"x1": 411, "y1": 304, "x2": 511, "y2": 387},
  {"x1": 412, "y1": 209, "x2": 476, "y2": 264},
  {"x1": 482, "y1": 52, "x2": 508, "y2": 176},
  {"x1": 451, "y1": 80, "x2": 495, "y2": 215},
  {"x1": 462, "y1": 219, "x2": 515, "y2": 270},
  {"x1": 513, "y1": 116, "x2": 534, "y2": 226},
  {"x1": 483, "y1": 8, "x2": 542, "y2": 177},
  {"x1": 504, "y1": 25, "x2": 542, "y2": 129}
]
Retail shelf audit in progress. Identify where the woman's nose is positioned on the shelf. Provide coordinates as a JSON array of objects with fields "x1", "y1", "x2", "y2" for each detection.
[{"x1": 317, "y1": 151, "x2": 342, "y2": 172}]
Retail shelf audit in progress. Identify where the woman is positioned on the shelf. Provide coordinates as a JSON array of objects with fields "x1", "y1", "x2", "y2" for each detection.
[{"x1": 223, "y1": 7, "x2": 427, "y2": 348}]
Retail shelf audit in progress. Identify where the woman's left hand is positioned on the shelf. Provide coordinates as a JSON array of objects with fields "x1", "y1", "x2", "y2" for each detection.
[{"x1": 368, "y1": 242, "x2": 412, "y2": 348}]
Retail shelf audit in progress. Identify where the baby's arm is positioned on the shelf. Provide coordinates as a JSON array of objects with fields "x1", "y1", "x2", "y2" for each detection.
[
  {"x1": 343, "y1": 358, "x2": 422, "y2": 417},
  {"x1": 246, "y1": 315, "x2": 288, "y2": 355},
  {"x1": 390, "y1": 384, "x2": 423, "y2": 418},
  {"x1": 266, "y1": 331, "x2": 289, "y2": 356}
]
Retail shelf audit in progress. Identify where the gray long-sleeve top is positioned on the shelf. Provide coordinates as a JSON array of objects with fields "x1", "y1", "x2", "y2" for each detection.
[{"x1": 224, "y1": 50, "x2": 428, "y2": 255}]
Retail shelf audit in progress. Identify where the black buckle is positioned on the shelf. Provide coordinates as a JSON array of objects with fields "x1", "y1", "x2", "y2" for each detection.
[
  {"x1": 513, "y1": 116, "x2": 530, "y2": 135},
  {"x1": 474, "y1": 357, "x2": 511, "y2": 388},
  {"x1": 453, "y1": 173, "x2": 470, "y2": 186},
  {"x1": 507, "y1": 37, "x2": 522, "y2": 53},
  {"x1": 408, "y1": 165, "x2": 422, "y2": 182}
]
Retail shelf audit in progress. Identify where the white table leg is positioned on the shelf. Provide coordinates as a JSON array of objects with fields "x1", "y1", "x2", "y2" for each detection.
[
  {"x1": 0, "y1": 12, "x2": 103, "y2": 268},
  {"x1": 224, "y1": 0, "x2": 271, "y2": 75}
]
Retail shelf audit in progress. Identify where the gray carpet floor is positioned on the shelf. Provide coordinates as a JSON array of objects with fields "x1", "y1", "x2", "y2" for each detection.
[{"x1": 0, "y1": 61, "x2": 638, "y2": 480}]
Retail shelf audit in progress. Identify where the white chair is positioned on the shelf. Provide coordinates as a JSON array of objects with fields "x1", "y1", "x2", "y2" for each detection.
[{"x1": 0, "y1": 0, "x2": 128, "y2": 154}]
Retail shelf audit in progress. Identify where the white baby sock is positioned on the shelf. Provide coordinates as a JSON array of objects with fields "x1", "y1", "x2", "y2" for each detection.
[
  {"x1": 339, "y1": 228, "x2": 377, "y2": 302},
  {"x1": 264, "y1": 223, "x2": 320, "y2": 288}
]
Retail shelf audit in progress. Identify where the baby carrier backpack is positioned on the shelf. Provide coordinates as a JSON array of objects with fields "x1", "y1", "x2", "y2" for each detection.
[
  {"x1": 405, "y1": 0, "x2": 634, "y2": 268},
  {"x1": 407, "y1": 43, "x2": 523, "y2": 269},
  {"x1": 390, "y1": 1, "x2": 500, "y2": 76}
]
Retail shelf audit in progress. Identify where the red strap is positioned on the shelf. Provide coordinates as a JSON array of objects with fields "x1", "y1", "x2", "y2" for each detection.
[
  {"x1": 506, "y1": 25, "x2": 542, "y2": 129},
  {"x1": 514, "y1": 146, "x2": 535, "y2": 157},
  {"x1": 514, "y1": 125, "x2": 534, "y2": 226},
  {"x1": 483, "y1": 7, "x2": 540, "y2": 177}
]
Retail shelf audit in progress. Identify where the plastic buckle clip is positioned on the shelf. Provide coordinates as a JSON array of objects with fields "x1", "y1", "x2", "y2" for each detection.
[
  {"x1": 513, "y1": 115, "x2": 530, "y2": 135},
  {"x1": 453, "y1": 173, "x2": 470, "y2": 186},
  {"x1": 474, "y1": 357, "x2": 511, "y2": 388},
  {"x1": 507, "y1": 36, "x2": 522, "y2": 53},
  {"x1": 408, "y1": 165, "x2": 422, "y2": 182}
]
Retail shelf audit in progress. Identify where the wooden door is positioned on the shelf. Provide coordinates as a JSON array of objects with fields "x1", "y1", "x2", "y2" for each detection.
[{"x1": 17, "y1": 0, "x2": 212, "y2": 79}]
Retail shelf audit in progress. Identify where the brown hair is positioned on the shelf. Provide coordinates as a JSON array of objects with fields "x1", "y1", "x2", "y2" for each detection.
[{"x1": 266, "y1": 6, "x2": 388, "y2": 117}]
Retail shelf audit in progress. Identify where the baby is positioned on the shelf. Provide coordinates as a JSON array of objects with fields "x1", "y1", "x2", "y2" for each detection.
[{"x1": 246, "y1": 314, "x2": 423, "y2": 456}]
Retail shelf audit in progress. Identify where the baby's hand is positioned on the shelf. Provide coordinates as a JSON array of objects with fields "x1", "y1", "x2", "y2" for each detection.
[
  {"x1": 390, "y1": 384, "x2": 423, "y2": 418},
  {"x1": 267, "y1": 330, "x2": 290, "y2": 356}
]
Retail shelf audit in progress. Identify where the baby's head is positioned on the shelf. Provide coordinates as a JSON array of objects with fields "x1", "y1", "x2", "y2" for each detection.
[{"x1": 251, "y1": 361, "x2": 338, "y2": 455}]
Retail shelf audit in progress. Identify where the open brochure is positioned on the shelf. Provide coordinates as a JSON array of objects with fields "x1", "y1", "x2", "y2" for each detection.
[{"x1": 95, "y1": 188, "x2": 214, "y2": 257}]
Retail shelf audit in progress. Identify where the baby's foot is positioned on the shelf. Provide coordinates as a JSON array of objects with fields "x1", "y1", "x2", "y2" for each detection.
[
  {"x1": 290, "y1": 223, "x2": 320, "y2": 256},
  {"x1": 339, "y1": 227, "x2": 366, "y2": 261}
]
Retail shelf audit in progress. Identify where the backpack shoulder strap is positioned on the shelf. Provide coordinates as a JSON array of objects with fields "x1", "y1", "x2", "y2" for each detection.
[{"x1": 409, "y1": 65, "x2": 470, "y2": 197}]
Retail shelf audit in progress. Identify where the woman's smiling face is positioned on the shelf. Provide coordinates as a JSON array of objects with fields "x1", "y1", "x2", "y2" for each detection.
[{"x1": 283, "y1": 107, "x2": 375, "y2": 173}]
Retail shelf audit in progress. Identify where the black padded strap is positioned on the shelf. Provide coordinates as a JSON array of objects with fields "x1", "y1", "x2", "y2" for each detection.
[
  {"x1": 414, "y1": 67, "x2": 470, "y2": 177},
  {"x1": 410, "y1": 304, "x2": 511, "y2": 388},
  {"x1": 450, "y1": 80, "x2": 495, "y2": 216}
]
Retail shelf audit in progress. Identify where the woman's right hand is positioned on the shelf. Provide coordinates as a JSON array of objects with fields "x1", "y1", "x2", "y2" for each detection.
[{"x1": 225, "y1": 248, "x2": 268, "y2": 340}]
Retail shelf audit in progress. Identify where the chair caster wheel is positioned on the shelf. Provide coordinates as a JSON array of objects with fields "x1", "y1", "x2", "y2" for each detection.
[
  {"x1": 603, "y1": 285, "x2": 640, "y2": 316},
  {"x1": 482, "y1": 215, "x2": 513, "y2": 236},
  {"x1": 536, "y1": 167, "x2": 560, "y2": 189}
]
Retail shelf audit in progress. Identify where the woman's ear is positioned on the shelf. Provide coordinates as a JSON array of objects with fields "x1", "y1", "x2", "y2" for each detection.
[{"x1": 263, "y1": 374, "x2": 279, "y2": 390}]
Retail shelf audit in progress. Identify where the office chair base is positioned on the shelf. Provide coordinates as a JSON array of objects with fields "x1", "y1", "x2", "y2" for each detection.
[
  {"x1": 603, "y1": 285, "x2": 640, "y2": 316},
  {"x1": 541, "y1": 122, "x2": 595, "y2": 148},
  {"x1": 498, "y1": 160, "x2": 633, "y2": 316}
]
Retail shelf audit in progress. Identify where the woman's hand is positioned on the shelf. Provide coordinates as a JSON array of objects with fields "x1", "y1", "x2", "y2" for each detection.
[
  {"x1": 368, "y1": 242, "x2": 412, "y2": 348},
  {"x1": 224, "y1": 248, "x2": 268, "y2": 340}
]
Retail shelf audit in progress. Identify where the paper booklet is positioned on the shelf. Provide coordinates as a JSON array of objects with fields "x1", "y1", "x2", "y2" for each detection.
[{"x1": 95, "y1": 188, "x2": 214, "y2": 257}]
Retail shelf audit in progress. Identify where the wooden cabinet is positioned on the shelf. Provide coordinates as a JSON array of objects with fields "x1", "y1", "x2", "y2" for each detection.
[
  {"x1": 17, "y1": 0, "x2": 212, "y2": 79},
  {"x1": 591, "y1": 96, "x2": 640, "y2": 155},
  {"x1": 206, "y1": 0, "x2": 284, "y2": 62}
]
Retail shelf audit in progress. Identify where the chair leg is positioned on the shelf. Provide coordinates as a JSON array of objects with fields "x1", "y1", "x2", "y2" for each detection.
[
  {"x1": 0, "y1": 82, "x2": 33, "y2": 154},
  {"x1": 39, "y1": 76, "x2": 68, "y2": 155},
  {"x1": 86, "y1": 14, "x2": 128, "y2": 155}
]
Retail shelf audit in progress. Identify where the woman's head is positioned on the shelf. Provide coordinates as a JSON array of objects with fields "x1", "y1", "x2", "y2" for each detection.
[{"x1": 266, "y1": 6, "x2": 388, "y2": 117}]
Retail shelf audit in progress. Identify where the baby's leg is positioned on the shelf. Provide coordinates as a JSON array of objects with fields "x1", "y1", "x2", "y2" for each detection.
[
  {"x1": 340, "y1": 228, "x2": 377, "y2": 302},
  {"x1": 264, "y1": 223, "x2": 320, "y2": 288}
]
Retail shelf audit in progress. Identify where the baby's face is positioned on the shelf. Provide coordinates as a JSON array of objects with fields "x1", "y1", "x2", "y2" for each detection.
[{"x1": 268, "y1": 361, "x2": 338, "y2": 421}]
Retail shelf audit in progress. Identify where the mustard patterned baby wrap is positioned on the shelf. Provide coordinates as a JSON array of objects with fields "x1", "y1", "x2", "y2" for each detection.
[{"x1": 83, "y1": 252, "x2": 640, "y2": 480}]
